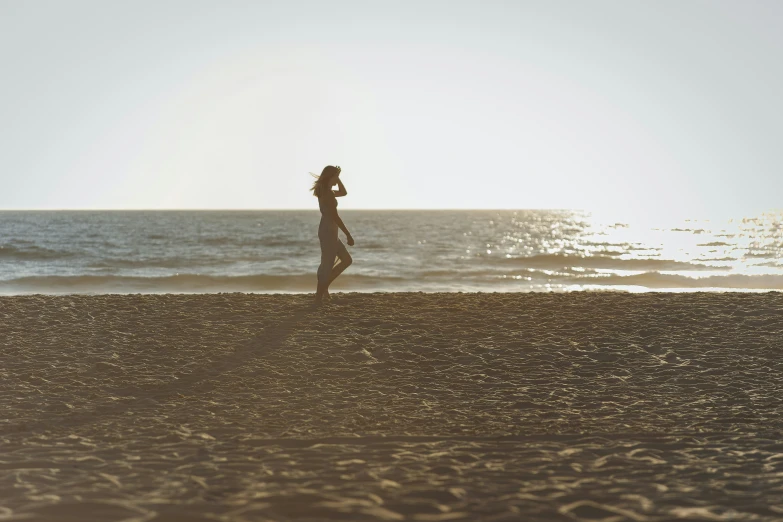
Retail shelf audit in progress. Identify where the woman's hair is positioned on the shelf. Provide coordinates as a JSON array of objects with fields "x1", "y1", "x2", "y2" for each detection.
[{"x1": 310, "y1": 165, "x2": 340, "y2": 197}]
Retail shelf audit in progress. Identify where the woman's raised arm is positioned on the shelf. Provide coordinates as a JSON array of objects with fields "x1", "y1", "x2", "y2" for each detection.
[{"x1": 333, "y1": 178, "x2": 348, "y2": 197}]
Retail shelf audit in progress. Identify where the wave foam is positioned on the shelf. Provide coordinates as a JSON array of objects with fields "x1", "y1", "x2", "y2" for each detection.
[
  {"x1": 571, "y1": 272, "x2": 783, "y2": 290},
  {"x1": 503, "y1": 254, "x2": 727, "y2": 272}
]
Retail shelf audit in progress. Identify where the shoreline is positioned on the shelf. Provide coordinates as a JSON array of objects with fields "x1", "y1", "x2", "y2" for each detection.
[{"x1": 2, "y1": 287, "x2": 782, "y2": 297}]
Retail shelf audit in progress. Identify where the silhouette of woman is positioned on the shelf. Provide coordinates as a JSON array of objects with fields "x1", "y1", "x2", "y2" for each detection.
[{"x1": 312, "y1": 165, "x2": 353, "y2": 303}]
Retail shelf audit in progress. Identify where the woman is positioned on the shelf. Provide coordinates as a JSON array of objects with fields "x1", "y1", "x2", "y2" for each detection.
[{"x1": 312, "y1": 165, "x2": 354, "y2": 303}]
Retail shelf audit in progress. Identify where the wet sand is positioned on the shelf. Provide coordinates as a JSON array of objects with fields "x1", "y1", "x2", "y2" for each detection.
[{"x1": 2, "y1": 292, "x2": 783, "y2": 521}]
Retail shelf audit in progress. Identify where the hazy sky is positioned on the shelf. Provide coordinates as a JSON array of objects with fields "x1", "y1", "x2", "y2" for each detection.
[{"x1": 2, "y1": 0, "x2": 781, "y2": 217}]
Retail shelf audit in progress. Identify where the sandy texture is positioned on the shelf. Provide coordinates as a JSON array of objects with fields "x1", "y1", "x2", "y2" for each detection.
[{"x1": 2, "y1": 292, "x2": 783, "y2": 521}]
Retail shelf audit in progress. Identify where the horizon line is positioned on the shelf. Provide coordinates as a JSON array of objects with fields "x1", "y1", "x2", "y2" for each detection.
[{"x1": 0, "y1": 207, "x2": 585, "y2": 212}]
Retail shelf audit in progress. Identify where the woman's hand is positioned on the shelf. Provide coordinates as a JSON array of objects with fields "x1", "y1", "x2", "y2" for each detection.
[
  {"x1": 334, "y1": 175, "x2": 348, "y2": 197},
  {"x1": 346, "y1": 233, "x2": 355, "y2": 246}
]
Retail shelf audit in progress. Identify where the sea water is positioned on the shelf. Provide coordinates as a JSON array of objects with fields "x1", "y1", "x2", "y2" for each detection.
[{"x1": 0, "y1": 210, "x2": 781, "y2": 294}]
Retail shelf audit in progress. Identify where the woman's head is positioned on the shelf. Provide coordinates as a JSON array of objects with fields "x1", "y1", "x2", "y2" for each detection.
[
  {"x1": 322, "y1": 165, "x2": 341, "y2": 186},
  {"x1": 311, "y1": 165, "x2": 341, "y2": 196}
]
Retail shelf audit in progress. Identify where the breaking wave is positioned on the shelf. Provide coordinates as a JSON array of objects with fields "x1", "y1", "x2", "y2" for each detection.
[
  {"x1": 0, "y1": 245, "x2": 73, "y2": 261},
  {"x1": 570, "y1": 272, "x2": 783, "y2": 290},
  {"x1": 499, "y1": 254, "x2": 728, "y2": 271}
]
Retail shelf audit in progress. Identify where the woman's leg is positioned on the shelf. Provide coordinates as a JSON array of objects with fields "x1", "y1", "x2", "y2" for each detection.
[
  {"x1": 327, "y1": 239, "x2": 352, "y2": 287},
  {"x1": 316, "y1": 233, "x2": 338, "y2": 301}
]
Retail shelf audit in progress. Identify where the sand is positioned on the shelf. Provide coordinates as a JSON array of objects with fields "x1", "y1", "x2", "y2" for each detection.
[{"x1": 2, "y1": 292, "x2": 783, "y2": 521}]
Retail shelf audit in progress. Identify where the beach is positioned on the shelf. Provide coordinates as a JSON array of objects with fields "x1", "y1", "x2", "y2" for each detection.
[{"x1": 2, "y1": 291, "x2": 783, "y2": 521}]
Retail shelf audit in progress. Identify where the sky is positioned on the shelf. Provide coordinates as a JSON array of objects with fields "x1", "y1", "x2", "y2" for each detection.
[{"x1": 1, "y1": 0, "x2": 782, "y2": 217}]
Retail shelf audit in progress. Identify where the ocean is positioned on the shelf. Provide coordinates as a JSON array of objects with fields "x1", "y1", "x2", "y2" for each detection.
[{"x1": 0, "y1": 210, "x2": 781, "y2": 294}]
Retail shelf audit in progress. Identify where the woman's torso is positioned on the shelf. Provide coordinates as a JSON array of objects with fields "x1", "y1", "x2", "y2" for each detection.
[{"x1": 318, "y1": 192, "x2": 338, "y2": 236}]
